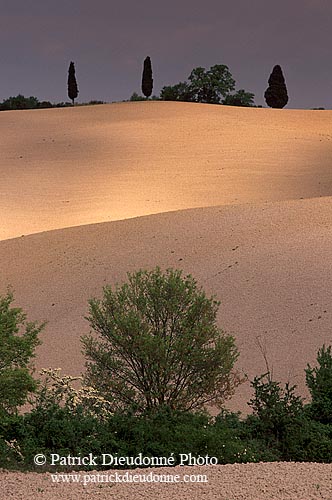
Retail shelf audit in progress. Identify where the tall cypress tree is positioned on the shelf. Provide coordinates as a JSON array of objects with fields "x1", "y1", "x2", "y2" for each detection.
[
  {"x1": 264, "y1": 65, "x2": 288, "y2": 109},
  {"x1": 68, "y1": 61, "x2": 79, "y2": 106},
  {"x1": 141, "y1": 56, "x2": 153, "y2": 99}
]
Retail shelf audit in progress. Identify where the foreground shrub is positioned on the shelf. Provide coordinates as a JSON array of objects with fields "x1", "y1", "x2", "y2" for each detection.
[
  {"x1": 0, "y1": 292, "x2": 43, "y2": 415},
  {"x1": 0, "y1": 406, "x2": 275, "y2": 470},
  {"x1": 82, "y1": 267, "x2": 242, "y2": 413},
  {"x1": 1, "y1": 375, "x2": 331, "y2": 470},
  {"x1": 32, "y1": 368, "x2": 113, "y2": 421},
  {"x1": 245, "y1": 369, "x2": 332, "y2": 462},
  {"x1": 305, "y1": 345, "x2": 332, "y2": 424}
]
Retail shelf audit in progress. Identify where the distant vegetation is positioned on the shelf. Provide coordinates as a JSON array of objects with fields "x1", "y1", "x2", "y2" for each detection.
[
  {"x1": 264, "y1": 65, "x2": 288, "y2": 109},
  {"x1": 0, "y1": 268, "x2": 332, "y2": 470},
  {"x1": 159, "y1": 64, "x2": 256, "y2": 106},
  {"x1": 67, "y1": 61, "x2": 79, "y2": 105},
  {"x1": 0, "y1": 95, "x2": 53, "y2": 110},
  {"x1": 0, "y1": 95, "x2": 104, "y2": 111},
  {"x1": 129, "y1": 92, "x2": 159, "y2": 101},
  {"x1": 0, "y1": 58, "x2": 298, "y2": 110},
  {"x1": 141, "y1": 56, "x2": 153, "y2": 99},
  {"x1": 0, "y1": 58, "x2": 327, "y2": 111}
]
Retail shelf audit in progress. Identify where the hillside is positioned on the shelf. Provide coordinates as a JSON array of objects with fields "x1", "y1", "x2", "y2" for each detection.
[{"x1": 1, "y1": 102, "x2": 332, "y2": 412}]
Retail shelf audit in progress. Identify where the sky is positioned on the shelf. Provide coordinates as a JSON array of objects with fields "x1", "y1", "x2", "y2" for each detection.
[{"x1": 1, "y1": 0, "x2": 332, "y2": 108}]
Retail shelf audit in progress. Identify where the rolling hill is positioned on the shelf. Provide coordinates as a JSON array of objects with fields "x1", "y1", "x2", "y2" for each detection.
[{"x1": 1, "y1": 101, "x2": 332, "y2": 412}]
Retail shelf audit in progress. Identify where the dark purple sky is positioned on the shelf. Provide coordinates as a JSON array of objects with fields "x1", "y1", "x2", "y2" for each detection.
[{"x1": 1, "y1": 0, "x2": 331, "y2": 108}]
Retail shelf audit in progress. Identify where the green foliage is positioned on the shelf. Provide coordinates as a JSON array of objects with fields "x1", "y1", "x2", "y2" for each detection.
[
  {"x1": 1, "y1": 285, "x2": 332, "y2": 470},
  {"x1": 248, "y1": 373, "x2": 304, "y2": 442},
  {"x1": 223, "y1": 89, "x2": 255, "y2": 107},
  {"x1": 245, "y1": 370, "x2": 332, "y2": 462},
  {"x1": 160, "y1": 82, "x2": 193, "y2": 102},
  {"x1": 160, "y1": 65, "x2": 254, "y2": 106},
  {"x1": 37, "y1": 100, "x2": 53, "y2": 109},
  {"x1": 264, "y1": 64, "x2": 288, "y2": 108},
  {"x1": 305, "y1": 345, "x2": 332, "y2": 424},
  {"x1": 82, "y1": 267, "x2": 241, "y2": 413},
  {"x1": 128, "y1": 93, "x2": 159, "y2": 101},
  {"x1": 67, "y1": 61, "x2": 79, "y2": 105},
  {"x1": 22, "y1": 405, "x2": 110, "y2": 462},
  {"x1": 129, "y1": 92, "x2": 147, "y2": 101},
  {"x1": 0, "y1": 292, "x2": 43, "y2": 415},
  {"x1": 1, "y1": 356, "x2": 332, "y2": 470},
  {"x1": 87, "y1": 100, "x2": 105, "y2": 105},
  {"x1": 141, "y1": 56, "x2": 153, "y2": 99},
  {"x1": 0, "y1": 95, "x2": 40, "y2": 110},
  {"x1": 187, "y1": 65, "x2": 235, "y2": 104},
  {"x1": 212, "y1": 410, "x2": 279, "y2": 463},
  {"x1": 0, "y1": 405, "x2": 277, "y2": 470},
  {"x1": 31, "y1": 368, "x2": 113, "y2": 421},
  {"x1": 0, "y1": 97, "x2": 105, "y2": 111}
]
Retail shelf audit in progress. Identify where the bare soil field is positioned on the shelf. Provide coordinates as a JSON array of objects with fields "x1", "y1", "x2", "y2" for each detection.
[
  {"x1": 1, "y1": 102, "x2": 332, "y2": 497},
  {"x1": 1, "y1": 102, "x2": 332, "y2": 241},
  {"x1": 2, "y1": 462, "x2": 332, "y2": 500}
]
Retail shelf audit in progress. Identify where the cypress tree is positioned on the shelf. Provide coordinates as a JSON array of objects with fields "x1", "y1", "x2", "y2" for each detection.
[
  {"x1": 264, "y1": 65, "x2": 288, "y2": 109},
  {"x1": 141, "y1": 56, "x2": 153, "y2": 99},
  {"x1": 68, "y1": 61, "x2": 79, "y2": 106}
]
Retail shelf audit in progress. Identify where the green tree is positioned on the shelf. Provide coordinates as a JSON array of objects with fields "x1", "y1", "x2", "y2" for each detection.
[
  {"x1": 141, "y1": 56, "x2": 153, "y2": 99},
  {"x1": 67, "y1": 61, "x2": 79, "y2": 105},
  {"x1": 248, "y1": 374, "x2": 304, "y2": 433},
  {"x1": 264, "y1": 65, "x2": 288, "y2": 108},
  {"x1": 187, "y1": 65, "x2": 235, "y2": 104},
  {"x1": 160, "y1": 82, "x2": 193, "y2": 102},
  {"x1": 129, "y1": 92, "x2": 146, "y2": 101},
  {"x1": 160, "y1": 65, "x2": 255, "y2": 105},
  {"x1": 247, "y1": 372, "x2": 305, "y2": 459},
  {"x1": 223, "y1": 89, "x2": 255, "y2": 107},
  {"x1": 0, "y1": 292, "x2": 43, "y2": 415},
  {"x1": 0, "y1": 95, "x2": 40, "y2": 111},
  {"x1": 305, "y1": 345, "x2": 332, "y2": 424},
  {"x1": 82, "y1": 267, "x2": 241, "y2": 413}
]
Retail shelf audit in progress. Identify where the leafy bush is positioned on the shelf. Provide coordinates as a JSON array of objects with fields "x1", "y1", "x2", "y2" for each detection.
[
  {"x1": 128, "y1": 93, "x2": 159, "y2": 101},
  {"x1": 305, "y1": 345, "x2": 332, "y2": 424},
  {"x1": 0, "y1": 96, "x2": 105, "y2": 111},
  {"x1": 82, "y1": 267, "x2": 242, "y2": 413},
  {"x1": 37, "y1": 100, "x2": 53, "y2": 108},
  {"x1": 0, "y1": 292, "x2": 43, "y2": 415},
  {"x1": 0, "y1": 95, "x2": 40, "y2": 110},
  {"x1": 1, "y1": 372, "x2": 331, "y2": 470},
  {"x1": 223, "y1": 89, "x2": 255, "y2": 107},
  {"x1": 247, "y1": 373, "x2": 304, "y2": 444},
  {"x1": 87, "y1": 100, "x2": 105, "y2": 105},
  {"x1": 245, "y1": 369, "x2": 332, "y2": 462},
  {"x1": 31, "y1": 368, "x2": 113, "y2": 421},
  {"x1": 160, "y1": 82, "x2": 193, "y2": 102},
  {"x1": 129, "y1": 92, "x2": 146, "y2": 101}
]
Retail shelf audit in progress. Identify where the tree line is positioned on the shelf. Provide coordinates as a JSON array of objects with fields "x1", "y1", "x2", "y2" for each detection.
[
  {"x1": 131, "y1": 58, "x2": 288, "y2": 108},
  {"x1": 0, "y1": 58, "x2": 289, "y2": 111}
]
